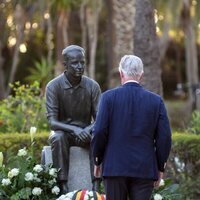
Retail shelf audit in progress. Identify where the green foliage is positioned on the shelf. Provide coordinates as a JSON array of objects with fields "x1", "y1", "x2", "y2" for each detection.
[
  {"x1": 168, "y1": 133, "x2": 200, "y2": 199},
  {"x1": 26, "y1": 58, "x2": 54, "y2": 92},
  {"x1": 0, "y1": 143, "x2": 59, "y2": 199},
  {"x1": 188, "y1": 111, "x2": 200, "y2": 134},
  {"x1": 51, "y1": 0, "x2": 82, "y2": 10},
  {"x1": 152, "y1": 179, "x2": 182, "y2": 200},
  {"x1": 165, "y1": 100, "x2": 191, "y2": 130},
  {"x1": 0, "y1": 132, "x2": 49, "y2": 163},
  {"x1": 0, "y1": 82, "x2": 48, "y2": 133}
]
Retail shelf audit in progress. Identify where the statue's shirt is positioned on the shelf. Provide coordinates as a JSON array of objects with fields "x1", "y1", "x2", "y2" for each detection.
[{"x1": 46, "y1": 73, "x2": 101, "y2": 128}]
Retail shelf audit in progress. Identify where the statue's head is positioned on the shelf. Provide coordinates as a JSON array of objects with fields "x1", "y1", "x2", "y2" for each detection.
[{"x1": 62, "y1": 45, "x2": 85, "y2": 78}]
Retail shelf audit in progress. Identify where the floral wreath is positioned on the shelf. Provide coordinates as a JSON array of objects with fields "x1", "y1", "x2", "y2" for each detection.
[{"x1": 57, "y1": 189, "x2": 106, "y2": 200}]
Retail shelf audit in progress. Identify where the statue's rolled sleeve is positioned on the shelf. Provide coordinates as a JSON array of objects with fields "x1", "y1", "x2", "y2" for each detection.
[{"x1": 46, "y1": 86, "x2": 59, "y2": 120}]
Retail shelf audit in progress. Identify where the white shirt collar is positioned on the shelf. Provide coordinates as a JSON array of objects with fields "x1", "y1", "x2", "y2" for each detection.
[{"x1": 124, "y1": 80, "x2": 139, "y2": 85}]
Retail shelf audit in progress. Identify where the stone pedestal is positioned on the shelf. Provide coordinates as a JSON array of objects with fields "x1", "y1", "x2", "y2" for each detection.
[
  {"x1": 41, "y1": 146, "x2": 92, "y2": 191},
  {"x1": 41, "y1": 146, "x2": 53, "y2": 166},
  {"x1": 68, "y1": 147, "x2": 92, "y2": 191}
]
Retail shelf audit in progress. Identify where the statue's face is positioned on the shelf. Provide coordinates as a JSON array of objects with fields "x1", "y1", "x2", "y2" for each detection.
[{"x1": 65, "y1": 50, "x2": 85, "y2": 77}]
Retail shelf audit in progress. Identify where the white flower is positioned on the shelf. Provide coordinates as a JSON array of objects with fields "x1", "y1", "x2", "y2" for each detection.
[
  {"x1": 8, "y1": 168, "x2": 19, "y2": 178},
  {"x1": 174, "y1": 156, "x2": 185, "y2": 172},
  {"x1": 33, "y1": 164, "x2": 43, "y2": 173},
  {"x1": 25, "y1": 172, "x2": 34, "y2": 181},
  {"x1": 35, "y1": 177, "x2": 41, "y2": 182},
  {"x1": 1, "y1": 178, "x2": 11, "y2": 186},
  {"x1": 30, "y1": 127, "x2": 37, "y2": 134},
  {"x1": 154, "y1": 193, "x2": 163, "y2": 200},
  {"x1": 32, "y1": 187, "x2": 42, "y2": 196},
  {"x1": 56, "y1": 195, "x2": 67, "y2": 200},
  {"x1": 87, "y1": 191, "x2": 94, "y2": 196},
  {"x1": 49, "y1": 168, "x2": 57, "y2": 177},
  {"x1": 0, "y1": 152, "x2": 3, "y2": 167},
  {"x1": 30, "y1": 127, "x2": 37, "y2": 142},
  {"x1": 17, "y1": 148, "x2": 27, "y2": 157},
  {"x1": 159, "y1": 179, "x2": 165, "y2": 186},
  {"x1": 84, "y1": 190, "x2": 94, "y2": 200},
  {"x1": 52, "y1": 186, "x2": 60, "y2": 195},
  {"x1": 65, "y1": 190, "x2": 78, "y2": 198},
  {"x1": 48, "y1": 178, "x2": 56, "y2": 186},
  {"x1": 84, "y1": 194, "x2": 89, "y2": 200}
]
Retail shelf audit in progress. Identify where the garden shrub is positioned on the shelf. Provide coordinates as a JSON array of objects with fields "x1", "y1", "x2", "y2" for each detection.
[
  {"x1": 0, "y1": 82, "x2": 49, "y2": 133},
  {"x1": 187, "y1": 110, "x2": 200, "y2": 134},
  {"x1": 168, "y1": 133, "x2": 200, "y2": 199},
  {"x1": 0, "y1": 132, "x2": 49, "y2": 163},
  {"x1": 0, "y1": 140, "x2": 60, "y2": 199}
]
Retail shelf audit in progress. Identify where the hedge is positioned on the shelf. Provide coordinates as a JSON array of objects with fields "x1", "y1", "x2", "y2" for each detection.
[
  {"x1": 0, "y1": 132, "x2": 49, "y2": 163},
  {"x1": 0, "y1": 131, "x2": 199, "y2": 166},
  {"x1": 172, "y1": 132, "x2": 200, "y2": 161}
]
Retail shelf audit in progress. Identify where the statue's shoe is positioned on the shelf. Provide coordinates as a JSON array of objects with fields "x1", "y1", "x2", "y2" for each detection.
[{"x1": 59, "y1": 181, "x2": 68, "y2": 195}]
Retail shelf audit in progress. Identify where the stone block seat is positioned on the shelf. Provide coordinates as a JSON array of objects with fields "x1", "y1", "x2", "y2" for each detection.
[{"x1": 41, "y1": 146, "x2": 92, "y2": 191}]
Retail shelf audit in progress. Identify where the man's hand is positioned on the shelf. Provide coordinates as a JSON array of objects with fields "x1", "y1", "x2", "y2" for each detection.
[
  {"x1": 154, "y1": 171, "x2": 164, "y2": 188},
  {"x1": 94, "y1": 165, "x2": 102, "y2": 178}
]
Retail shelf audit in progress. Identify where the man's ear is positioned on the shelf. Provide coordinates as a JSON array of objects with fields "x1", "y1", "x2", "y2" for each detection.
[
  {"x1": 119, "y1": 71, "x2": 124, "y2": 78},
  {"x1": 139, "y1": 72, "x2": 144, "y2": 82},
  {"x1": 63, "y1": 61, "x2": 68, "y2": 69}
]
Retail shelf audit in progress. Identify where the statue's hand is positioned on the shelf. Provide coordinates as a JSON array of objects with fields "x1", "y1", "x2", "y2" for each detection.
[{"x1": 77, "y1": 129, "x2": 91, "y2": 143}]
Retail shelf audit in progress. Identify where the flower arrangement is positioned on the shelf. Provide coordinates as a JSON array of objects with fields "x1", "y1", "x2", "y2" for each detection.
[
  {"x1": 152, "y1": 179, "x2": 182, "y2": 200},
  {"x1": 57, "y1": 189, "x2": 106, "y2": 200},
  {"x1": 0, "y1": 127, "x2": 60, "y2": 200},
  {"x1": 0, "y1": 147, "x2": 60, "y2": 199}
]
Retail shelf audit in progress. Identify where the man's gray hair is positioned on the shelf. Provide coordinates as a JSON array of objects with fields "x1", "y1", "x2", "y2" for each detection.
[{"x1": 118, "y1": 55, "x2": 144, "y2": 77}]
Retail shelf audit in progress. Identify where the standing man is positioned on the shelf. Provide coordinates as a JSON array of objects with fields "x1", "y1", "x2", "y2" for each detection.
[
  {"x1": 45, "y1": 45, "x2": 101, "y2": 194},
  {"x1": 92, "y1": 55, "x2": 171, "y2": 200}
]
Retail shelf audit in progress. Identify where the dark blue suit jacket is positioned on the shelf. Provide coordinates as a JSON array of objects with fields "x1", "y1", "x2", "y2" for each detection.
[{"x1": 92, "y1": 82, "x2": 171, "y2": 180}]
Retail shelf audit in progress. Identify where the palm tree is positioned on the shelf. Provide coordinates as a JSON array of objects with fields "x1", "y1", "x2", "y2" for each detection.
[
  {"x1": 106, "y1": 0, "x2": 135, "y2": 88},
  {"x1": 180, "y1": 0, "x2": 199, "y2": 110},
  {"x1": 86, "y1": 0, "x2": 103, "y2": 79},
  {"x1": 26, "y1": 58, "x2": 54, "y2": 93},
  {"x1": 134, "y1": 0, "x2": 162, "y2": 94},
  {"x1": 51, "y1": 0, "x2": 80, "y2": 76}
]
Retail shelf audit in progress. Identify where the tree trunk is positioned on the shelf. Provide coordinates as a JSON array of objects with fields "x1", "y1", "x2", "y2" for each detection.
[
  {"x1": 106, "y1": 0, "x2": 115, "y2": 88},
  {"x1": 0, "y1": 9, "x2": 6, "y2": 100},
  {"x1": 158, "y1": 0, "x2": 173, "y2": 63},
  {"x1": 6, "y1": 4, "x2": 25, "y2": 95},
  {"x1": 134, "y1": 0, "x2": 162, "y2": 95},
  {"x1": 80, "y1": 0, "x2": 88, "y2": 75},
  {"x1": 55, "y1": 10, "x2": 69, "y2": 76},
  {"x1": 46, "y1": 4, "x2": 53, "y2": 66},
  {"x1": 0, "y1": 41, "x2": 5, "y2": 100},
  {"x1": 86, "y1": 0, "x2": 102, "y2": 79},
  {"x1": 80, "y1": 1, "x2": 87, "y2": 51},
  {"x1": 107, "y1": 0, "x2": 135, "y2": 88},
  {"x1": 180, "y1": 0, "x2": 199, "y2": 110}
]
